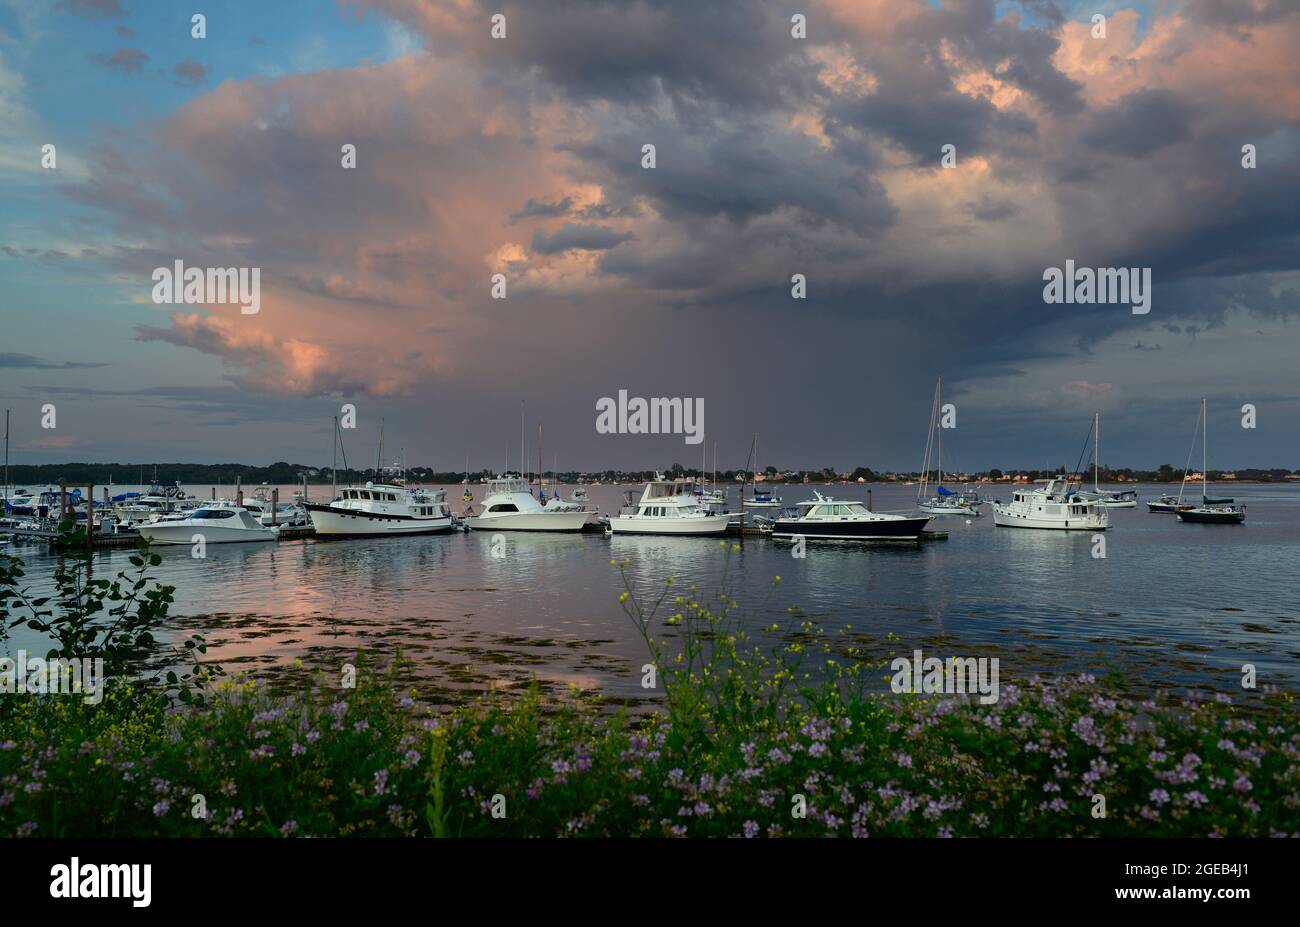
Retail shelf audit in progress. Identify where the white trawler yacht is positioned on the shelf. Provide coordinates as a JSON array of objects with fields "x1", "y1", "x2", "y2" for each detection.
[
  {"x1": 992, "y1": 477, "x2": 1109, "y2": 531},
  {"x1": 304, "y1": 475, "x2": 453, "y2": 537},
  {"x1": 463, "y1": 474, "x2": 591, "y2": 532},
  {"x1": 611, "y1": 480, "x2": 731, "y2": 535}
]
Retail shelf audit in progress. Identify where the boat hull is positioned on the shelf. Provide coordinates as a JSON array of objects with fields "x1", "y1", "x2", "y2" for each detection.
[
  {"x1": 1178, "y1": 509, "x2": 1246, "y2": 524},
  {"x1": 463, "y1": 510, "x2": 591, "y2": 532},
  {"x1": 304, "y1": 503, "x2": 453, "y2": 536},
  {"x1": 771, "y1": 516, "x2": 931, "y2": 540},
  {"x1": 610, "y1": 514, "x2": 731, "y2": 535},
  {"x1": 918, "y1": 502, "x2": 981, "y2": 516},
  {"x1": 136, "y1": 523, "x2": 280, "y2": 545},
  {"x1": 1147, "y1": 502, "x2": 1191, "y2": 513},
  {"x1": 992, "y1": 506, "x2": 1108, "y2": 530}
]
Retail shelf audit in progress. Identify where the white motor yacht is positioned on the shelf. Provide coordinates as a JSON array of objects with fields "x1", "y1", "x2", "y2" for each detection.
[
  {"x1": 304, "y1": 480, "x2": 453, "y2": 536},
  {"x1": 463, "y1": 474, "x2": 591, "y2": 532},
  {"x1": 137, "y1": 506, "x2": 280, "y2": 545},
  {"x1": 610, "y1": 480, "x2": 731, "y2": 535},
  {"x1": 992, "y1": 478, "x2": 1109, "y2": 531}
]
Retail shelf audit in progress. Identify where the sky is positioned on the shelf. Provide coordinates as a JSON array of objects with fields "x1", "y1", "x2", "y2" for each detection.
[{"x1": 0, "y1": 0, "x2": 1297, "y2": 474}]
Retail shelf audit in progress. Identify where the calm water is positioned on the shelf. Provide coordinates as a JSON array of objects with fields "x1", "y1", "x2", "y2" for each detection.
[{"x1": 5, "y1": 482, "x2": 1299, "y2": 702}]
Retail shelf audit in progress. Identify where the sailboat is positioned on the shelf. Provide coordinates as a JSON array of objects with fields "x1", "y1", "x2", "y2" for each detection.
[
  {"x1": 1086, "y1": 412, "x2": 1138, "y2": 507},
  {"x1": 742, "y1": 434, "x2": 782, "y2": 508},
  {"x1": 1178, "y1": 399, "x2": 1246, "y2": 524},
  {"x1": 917, "y1": 378, "x2": 982, "y2": 516}
]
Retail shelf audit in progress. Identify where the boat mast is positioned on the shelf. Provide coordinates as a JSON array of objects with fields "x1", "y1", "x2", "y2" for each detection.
[
  {"x1": 375, "y1": 418, "x2": 385, "y2": 480},
  {"x1": 1094, "y1": 411, "x2": 1100, "y2": 492},
  {"x1": 1202, "y1": 397, "x2": 1208, "y2": 501},
  {"x1": 3, "y1": 408, "x2": 8, "y2": 505},
  {"x1": 331, "y1": 415, "x2": 338, "y2": 498},
  {"x1": 937, "y1": 376, "x2": 944, "y2": 488}
]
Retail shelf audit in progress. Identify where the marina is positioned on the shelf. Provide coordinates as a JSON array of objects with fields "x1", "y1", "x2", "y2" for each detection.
[{"x1": 3, "y1": 478, "x2": 1295, "y2": 702}]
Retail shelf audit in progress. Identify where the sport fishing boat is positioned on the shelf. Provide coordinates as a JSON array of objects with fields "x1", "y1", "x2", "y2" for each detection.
[
  {"x1": 772, "y1": 491, "x2": 931, "y2": 540},
  {"x1": 463, "y1": 474, "x2": 591, "y2": 532},
  {"x1": 611, "y1": 480, "x2": 731, "y2": 535},
  {"x1": 1178, "y1": 399, "x2": 1246, "y2": 525},
  {"x1": 304, "y1": 479, "x2": 453, "y2": 536},
  {"x1": 136, "y1": 506, "x2": 280, "y2": 545},
  {"x1": 992, "y1": 477, "x2": 1110, "y2": 531}
]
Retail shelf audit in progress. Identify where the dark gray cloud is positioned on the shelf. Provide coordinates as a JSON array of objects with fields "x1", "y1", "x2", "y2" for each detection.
[
  {"x1": 510, "y1": 195, "x2": 573, "y2": 221},
  {"x1": 171, "y1": 59, "x2": 212, "y2": 88},
  {"x1": 58, "y1": 0, "x2": 126, "y2": 18},
  {"x1": 531, "y1": 222, "x2": 635, "y2": 255},
  {"x1": 0, "y1": 353, "x2": 108, "y2": 370},
  {"x1": 87, "y1": 47, "x2": 148, "y2": 75}
]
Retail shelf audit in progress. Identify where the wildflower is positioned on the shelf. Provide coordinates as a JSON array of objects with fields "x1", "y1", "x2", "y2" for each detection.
[
  {"x1": 281, "y1": 820, "x2": 299, "y2": 836},
  {"x1": 743, "y1": 820, "x2": 759, "y2": 838}
]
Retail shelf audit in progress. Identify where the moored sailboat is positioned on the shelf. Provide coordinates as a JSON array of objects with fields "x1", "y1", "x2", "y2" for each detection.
[{"x1": 1178, "y1": 399, "x2": 1246, "y2": 525}]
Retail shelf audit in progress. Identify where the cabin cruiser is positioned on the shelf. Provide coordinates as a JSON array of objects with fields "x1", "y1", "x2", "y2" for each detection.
[
  {"x1": 772, "y1": 491, "x2": 931, "y2": 540},
  {"x1": 992, "y1": 478, "x2": 1109, "y2": 531},
  {"x1": 1147, "y1": 493, "x2": 1193, "y2": 513},
  {"x1": 305, "y1": 481, "x2": 453, "y2": 536},
  {"x1": 463, "y1": 474, "x2": 591, "y2": 532},
  {"x1": 137, "y1": 506, "x2": 280, "y2": 545},
  {"x1": 611, "y1": 480, "x2": 731, "y2": 535}
]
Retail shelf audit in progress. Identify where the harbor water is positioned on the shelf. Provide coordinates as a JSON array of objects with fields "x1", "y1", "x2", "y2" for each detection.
[{"x1": 4, "y1": 482, "x2": 1298, "y2": 702}]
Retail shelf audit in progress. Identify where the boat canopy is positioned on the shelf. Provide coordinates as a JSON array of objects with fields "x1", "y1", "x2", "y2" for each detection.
[
  {"x1": 936, "y1": 485, "x2": 957, "y2": 496},
  {"x1": 1203, "y1": 495, "x2": 1234, "y2": 505}
]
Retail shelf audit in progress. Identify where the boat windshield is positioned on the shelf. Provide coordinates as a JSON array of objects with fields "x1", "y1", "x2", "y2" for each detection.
[{"x1": 191, "y1": 509, "x2": 236, "y2": 520}]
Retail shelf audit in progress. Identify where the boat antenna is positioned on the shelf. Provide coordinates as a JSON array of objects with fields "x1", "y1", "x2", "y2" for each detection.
[{"x1": 375, "y1": 418, "x2": 385, "y2": 479}]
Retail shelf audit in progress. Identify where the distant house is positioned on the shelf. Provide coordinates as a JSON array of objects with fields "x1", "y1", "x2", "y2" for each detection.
[{"x1": 1221, "y1": 472, "x2": 1237, "y2": 480}]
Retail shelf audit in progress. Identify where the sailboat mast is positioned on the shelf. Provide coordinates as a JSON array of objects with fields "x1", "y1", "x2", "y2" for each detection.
[
  {"x1": 937, "y1": 376, "x2": 943, "y2": 486},
  {"x1": 331, "y1": 415, "x2": 338, "y2": 497},
  {"x1": 3, "y1": 408, "x2": 8, "y2": 504},
  {"x1": 1094, "y1": 411, "x2": 1100, "y2": 492},
  {"x1": 1202, "y1": 397, "x2": 1208, "y2": 500}
]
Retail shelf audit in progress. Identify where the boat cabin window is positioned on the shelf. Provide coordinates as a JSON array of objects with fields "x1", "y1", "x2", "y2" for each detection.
[
  {"x1": 193, "y1": 510, "x2": 236, "y2": 520},
  {"x1": 488, "y1": 503, "x2": 519, "y2": 513}
]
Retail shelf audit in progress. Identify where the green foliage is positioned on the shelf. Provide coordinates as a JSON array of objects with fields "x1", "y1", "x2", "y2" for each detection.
[{"x1": 0, "y1": 524, "x2": 220, "y2": 708}]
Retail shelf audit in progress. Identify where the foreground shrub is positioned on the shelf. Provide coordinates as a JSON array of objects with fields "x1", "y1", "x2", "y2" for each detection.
[{"x1": 1, "y1": 662, "x2": 1296, "y2": 837}]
